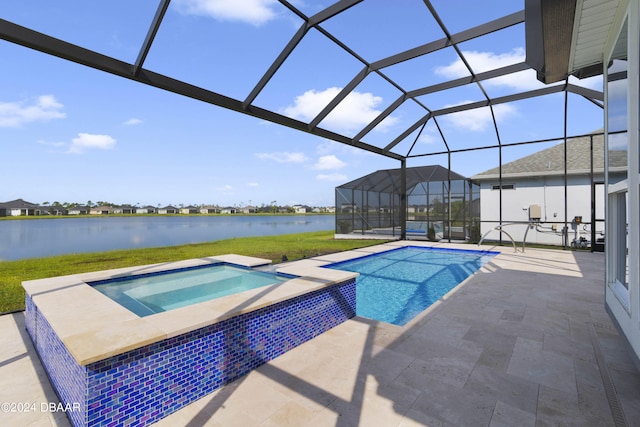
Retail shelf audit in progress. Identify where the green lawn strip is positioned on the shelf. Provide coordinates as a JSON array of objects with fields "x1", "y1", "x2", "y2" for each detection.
[{"x1": 0, "y1": 231, "x2": 387, "y2": 313}]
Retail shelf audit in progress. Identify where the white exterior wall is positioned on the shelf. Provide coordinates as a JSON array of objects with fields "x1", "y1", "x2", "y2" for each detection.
[
  {"x1": 479, "y1": 174, "x2": 603, "y2": 246},
  {"x1": 605, "y1": 0, "x2": 640, "y2": 367}
]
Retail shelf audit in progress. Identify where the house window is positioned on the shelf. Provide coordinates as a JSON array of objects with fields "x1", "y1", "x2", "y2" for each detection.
[
  {"x1": 608, "y1": 190, "x2": 629, "y2": 288},
  {"x1": 491, "y1": 184, "x2": 515, "y2": 190}
]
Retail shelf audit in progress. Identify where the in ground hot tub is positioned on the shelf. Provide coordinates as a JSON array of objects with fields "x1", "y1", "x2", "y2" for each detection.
[
  {"x1": 90, "y1": 264, "x2": 290, "y2": 316},
  {"x1": 23, "y1": 254, "x2": 357, "y2": 427}
]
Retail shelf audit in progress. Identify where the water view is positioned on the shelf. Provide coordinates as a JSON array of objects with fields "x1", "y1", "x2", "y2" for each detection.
[{"x1": 0, "y1": 215, "x2": 334, "y2": 261}]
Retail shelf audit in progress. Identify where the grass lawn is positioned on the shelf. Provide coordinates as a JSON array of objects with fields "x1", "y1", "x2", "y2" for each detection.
[{"x1": 0, "y1": 231, "x2": 388, "y2": 313}]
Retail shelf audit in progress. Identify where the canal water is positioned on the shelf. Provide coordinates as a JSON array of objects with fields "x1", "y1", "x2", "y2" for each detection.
[{"x1": 0, "y1": 215, "x2": 334, "y2": 261}]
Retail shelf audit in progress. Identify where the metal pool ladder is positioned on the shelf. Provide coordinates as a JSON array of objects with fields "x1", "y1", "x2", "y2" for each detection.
[{"x1": 478, "y1": 223, "x2": 534, "y2": 253}]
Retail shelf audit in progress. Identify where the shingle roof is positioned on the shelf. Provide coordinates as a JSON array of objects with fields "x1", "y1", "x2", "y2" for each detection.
[
  {"x1": 0, "y1": 198, "x2": 39, "y2": 209},
  {"x1": 471, "y1": 133, "x2": 627, "y2": 180}
]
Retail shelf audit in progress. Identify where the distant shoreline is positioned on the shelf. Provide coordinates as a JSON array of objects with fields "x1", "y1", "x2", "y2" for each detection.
[
  {"x1": 0, "y1": 214, "x2": 337, "y2": 261},
  {"x1": 0, "y1": 212, "x2": 334, "y2": 221}
]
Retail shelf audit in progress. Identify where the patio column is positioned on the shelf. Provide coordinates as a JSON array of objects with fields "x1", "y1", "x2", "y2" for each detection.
[
  {"x1": 448, "y1": 152, "x2": 452, "y2": 243},
  {"x1": 400, "y1": 159, "x2": 407, "y2": 239}
]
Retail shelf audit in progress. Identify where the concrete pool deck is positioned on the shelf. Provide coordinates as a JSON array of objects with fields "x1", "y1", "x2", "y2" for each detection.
[{"x1": 2, "y1": 241, "x2": 640, "y2": 426}]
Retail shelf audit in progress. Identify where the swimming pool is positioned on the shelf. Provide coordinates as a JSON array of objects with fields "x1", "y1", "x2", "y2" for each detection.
[
  {"x1": 326, "y1": 246, "x2": 497, "y2": 325},
  {"x1": 90, "y1": 264, "x2": 288, "y2": 316},
  {"x1": 23, "y1": 254, "x2": 358, "y2": 427}
]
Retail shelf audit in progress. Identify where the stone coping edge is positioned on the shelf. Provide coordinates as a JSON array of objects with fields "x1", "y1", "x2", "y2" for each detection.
[{"x1": 22, "y1": 254, "x2": 358, "y2": 366}]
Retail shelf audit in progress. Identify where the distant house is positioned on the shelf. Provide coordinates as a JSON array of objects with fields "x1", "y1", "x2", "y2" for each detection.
[
  {"x1": 41, "y1": 205, "x2": 66, "y2": 215},
  {"x1": 113, "y1": 205, "x2": 135, "y2": 214},
  {"x1": 199, "y1": 206, "x2": 219, "y2": 214},
  {"x1": 158, "y1": 205, "x2": 178, "y2": 214},
  {"x1": 311, "y1": 206, "x2": 332, "y2": 213},
  {"x1": 136, "y1": 206, "x2": 156, "y2": 214},
  {"x1": 0, "y1": 199, "x2": 42, "y2": 216},
  {"x1": 239, "y1": 206, "x2": 257, "y2": 214},
  {"x1": 179, "y1": 206, "x2": 198, "y2": 214},
  {"x1": 220, "y1": 207, "x2": 237, "y2": 214},
  {"x1": 68, "y1": 206, "x2": 89, "y2": 215},
  {"x1": 339, "y1": 203, "x2": 356, "y2": 214},
  {"x1": 293, "y1": 205, "x2": 308, "y2": 214},
  {"x1": 90, "y1": 206, "x2": 114, "y2": 215},
  {"x1": 407, "y1": 204, "x2": 429, "y2": 214},
  {"x1": 472, "y1": 133, "x2": 626, "y2": 246}
]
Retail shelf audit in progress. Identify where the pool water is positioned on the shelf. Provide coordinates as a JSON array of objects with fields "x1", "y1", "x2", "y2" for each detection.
[
  {"x1": 326, "y1": 246, "x2": 496, "y2": 326},
  {"x1": 91, "y1": 264, "x2": 287, "y2": 317}
]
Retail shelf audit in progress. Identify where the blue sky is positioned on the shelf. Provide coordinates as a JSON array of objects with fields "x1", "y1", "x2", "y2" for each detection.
[{"x1": 0, "y1": 1, "x2": 604, "y2": 207}]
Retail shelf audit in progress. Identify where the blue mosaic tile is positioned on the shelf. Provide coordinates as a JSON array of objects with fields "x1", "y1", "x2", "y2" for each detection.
[
  {"x1": 26, "y1": 294, "x2": 88, "y2": 426},
  {"x1": 26, "y1": 278, "x2": 356, "y2": 427}
]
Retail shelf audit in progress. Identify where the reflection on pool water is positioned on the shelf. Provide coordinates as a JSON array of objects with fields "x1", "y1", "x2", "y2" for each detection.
[{"x1": 326, "y1": 246, "x2": 497, "y2": 326}]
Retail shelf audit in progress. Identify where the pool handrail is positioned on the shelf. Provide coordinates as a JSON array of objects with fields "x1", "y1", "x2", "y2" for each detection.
[{"x1": 477, "y1": 222, "x2": 531, "y2": 253}]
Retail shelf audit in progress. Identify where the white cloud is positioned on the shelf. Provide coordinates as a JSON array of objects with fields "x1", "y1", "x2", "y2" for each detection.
[
  {"x1": 436, "y1": 48, "x2": 525, "y2": 76},
  {"x1": 216, "y1": 184, "x2": 234, "y2": 194},
  {"x1": 315, "y1": 140, "x2": 340, "y2": 155},
  {"x1": 283, "y1": 87, "x2": 397, "y2": 133},
  {"x1": 316, "y1": 173, "x2": 347, "y2": 182},
  {"x1": 417, "y1": 133, "x2": 439, "y2": 144},
  {"x1": 486, "y1": 68, "x2": 546, "y2": 91},
  {"x1": 68, "y1": 133, "x2": 116, "y2": 154},
  {"x1": 315, "y1": 139, "x2": 370, "y2": 157},
  {"x1": 436, "y1": 48, "x2": 545, "y2": 91},
  {"x1": 255, "y1": 151, "x2": 309, "y2": 163},
  {"x1": 441, "y1": 102, "x2": 516, "y2": 132},
  {"x1": 246, "y1": 182, "x2": 259, "y2": 187},
  {"x1": 608, "y1": 133, "x2": 628, "y2": 149},
  {"x1": 37, "y1": 139, "x2": 66, "y2": 148},
  {"x1": 0, "y1": 95, "x2": 66, "y2": 128},
  {"x1": 174, "y1": 0, "x2": 278, "y2": 25},
  {"x1": 123, "y1": 118, "x2": 142, "y2": 126},
  {"x1": 313, "y1": 155, "x2": 346, "y2": 170}
]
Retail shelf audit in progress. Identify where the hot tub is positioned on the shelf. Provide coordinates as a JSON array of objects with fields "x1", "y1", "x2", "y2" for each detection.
[
  {"x1": 23, "y1": 254, "x2": 357, "y2": 427},
  {"x1": 90, "y1": 264, "x2": 291, "y2": 317}
]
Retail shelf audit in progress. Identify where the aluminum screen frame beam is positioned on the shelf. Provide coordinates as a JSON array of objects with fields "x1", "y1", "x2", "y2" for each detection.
[
  {"x1": 314, "y1": 10, "x2": 525, "y2": 144},
  {"x1": 134, "y1": 0, "x2": 170, "y2": 76},
  {"x1": 383, "y1": 85, "x2": 566, "y2": 154},
  {"x1": 243, "y1": 0, "x2": 364, "y2": 109},
  {"x1": 354, "y1": 62, "x2": 531, "y2": 148},
  {"x1": 370, "y1": 10, "x2": 524, "y2": 70},
  {"x1": 408, "y1": 62, "x2": 532, "y2": 99},
  {"x1": 0, "y1": 3, "x2": 602, "y2": 166},
  {"x1": 0, "y1": 18, "x2": 403, "y2": 161}
]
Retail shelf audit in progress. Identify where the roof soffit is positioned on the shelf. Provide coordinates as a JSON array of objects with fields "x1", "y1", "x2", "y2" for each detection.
[{"x1": 569, "y1": 0, "x2": 624, "y2": 77}]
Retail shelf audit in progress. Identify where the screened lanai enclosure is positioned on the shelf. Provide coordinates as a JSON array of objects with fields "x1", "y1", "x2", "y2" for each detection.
[
  {"x1": 0, "y1": 1, "x2": 609, "y2": 244},
  {"x1": 335, "y1": 165, "x2": 479, "y2": 241}
]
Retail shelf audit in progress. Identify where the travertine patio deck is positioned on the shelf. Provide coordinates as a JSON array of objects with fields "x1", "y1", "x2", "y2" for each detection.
[{"x1": 2, "y1": 242, "x2": 640, "y2": 426}]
